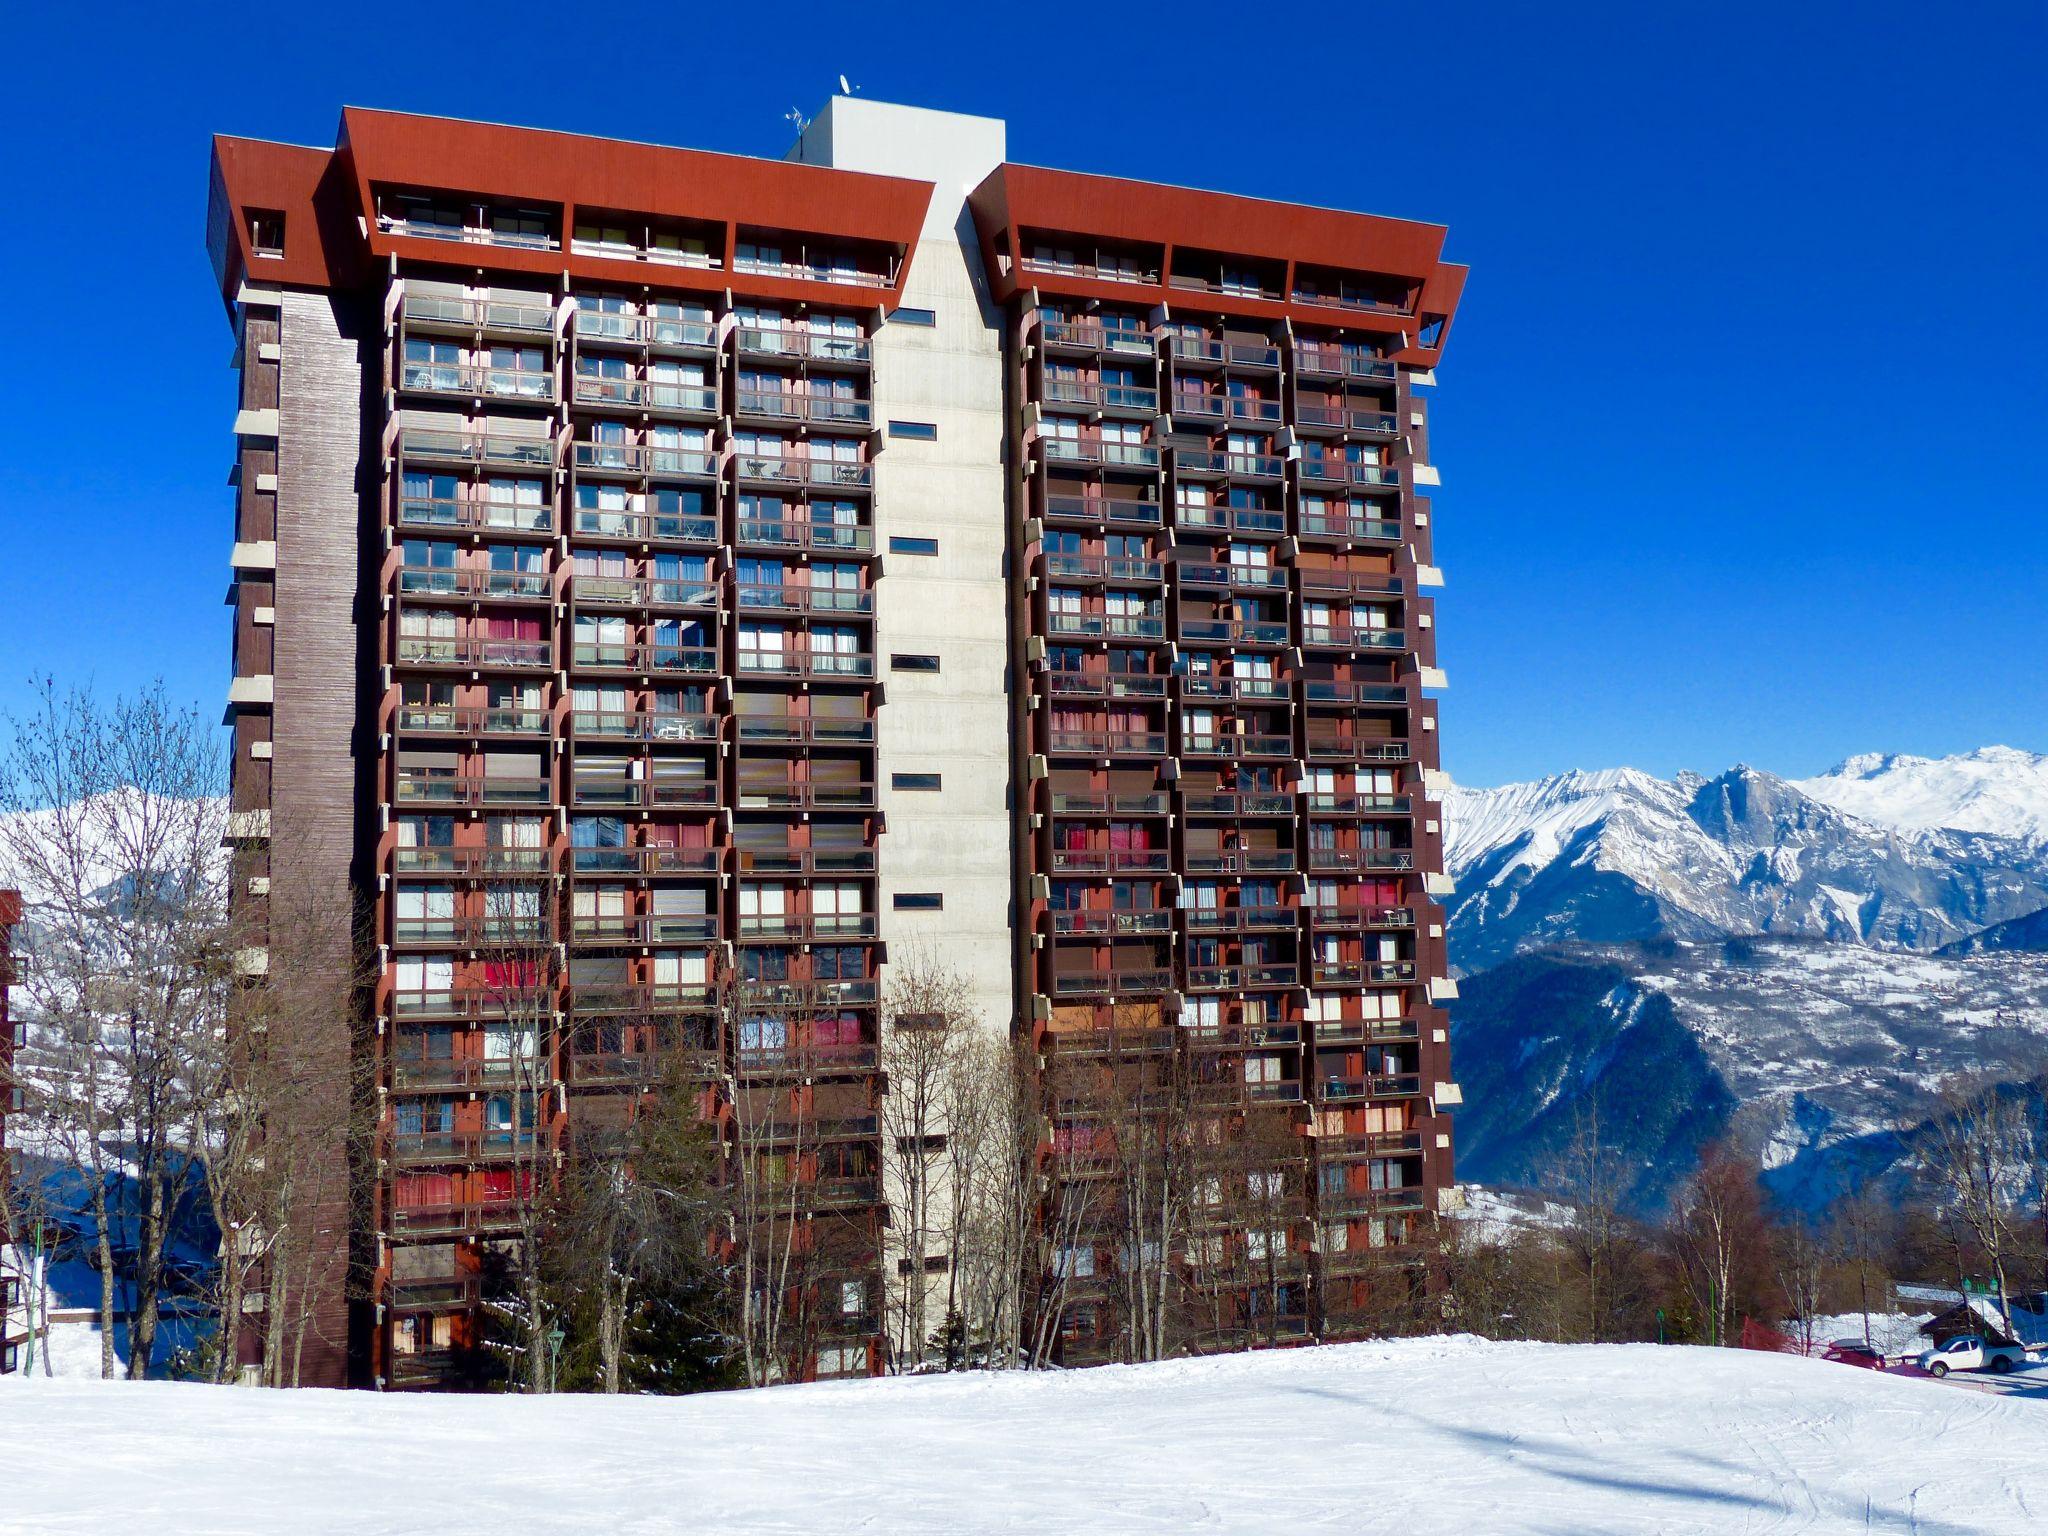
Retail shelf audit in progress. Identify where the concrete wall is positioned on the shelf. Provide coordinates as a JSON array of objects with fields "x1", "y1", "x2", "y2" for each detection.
[{"x1": 795, "y1": 100, "x2": 1015, "y2": 1042}]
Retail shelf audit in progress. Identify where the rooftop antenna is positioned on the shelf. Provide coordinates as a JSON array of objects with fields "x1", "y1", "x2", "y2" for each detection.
[{"x1": 785, "y1": 106, "x2": 811, "y2": 134}]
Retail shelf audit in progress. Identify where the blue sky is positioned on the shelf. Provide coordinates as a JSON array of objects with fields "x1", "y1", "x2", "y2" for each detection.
[{"x1": 2, "y1": 1, "x2": 2040, "y2": 787}]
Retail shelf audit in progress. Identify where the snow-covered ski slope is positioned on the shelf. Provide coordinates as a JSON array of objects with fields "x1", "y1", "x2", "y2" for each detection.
[{"x1": 4, "y1": 1335, "x2": 2042, "y2": 1534}]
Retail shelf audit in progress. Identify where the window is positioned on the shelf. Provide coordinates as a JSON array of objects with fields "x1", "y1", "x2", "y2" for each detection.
[
  {"x1": 892, "y1": 307, "x2": 937, "y2": 326},
  {"x1": 888, "y1": 536, "x2": 939, "y2": 557},
  {"x1": 890, "y1": 653, "x2": 941, "y2": 673},
  {"x1": 891, "y1": 772, "x2": 941, "y2": 791},
  {"x1": 247, "y1": 208, "x2": 286, "y2": 255},
  {"x1": 888, "y1": 420, "x2": 938, "y2": 440},
  {"x1": 893, "y1": 892, "x2": 943, "y2": 911}
]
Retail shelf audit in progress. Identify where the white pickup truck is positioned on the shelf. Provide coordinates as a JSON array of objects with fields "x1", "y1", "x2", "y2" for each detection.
[{"x1": 1916, "y1": 1334, "x2": 2028, "y2": 1377}]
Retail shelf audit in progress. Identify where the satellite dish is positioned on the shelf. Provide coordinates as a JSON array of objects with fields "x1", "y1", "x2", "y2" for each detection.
[{"x1": 839, "y1": 74, "x2": 853, "y2": 94}]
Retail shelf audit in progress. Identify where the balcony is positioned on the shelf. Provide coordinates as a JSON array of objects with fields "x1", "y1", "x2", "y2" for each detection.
[
  {"x1": 1293, "y1": 345, "x2": 1397, "y2": 383},
  {"x1": 734, "y1": 327, "x2": 874, "y2": 366},
  {"x1": 389, "y1": 1055, "x2": 534, "y2": 1094},
  {"x1": 398, "y1": 429, "x2": 555, "y2": 473},
  {"x1": 393, "y1": 704, "x2": 551, "y2": 739},
  {"x1": 1181, "y1": 790, "x2": 1296, "y2": 818},
  {"x1": 1175, "y1": 561, "x2": 1288, "y2": 593},
  {"x1": 1303, "y1": 681, "x2": 1411, "y2": 708},
  {"x1": 390, "y1": 1129, "x2": 544, "y2": 1167},
  {"x1": 736, "y1": 583, "x2": 875, "y2": 617},
  {"x1": 1049, "y1": 847, "x2": 1171, "y2": 875},
  {"x1": 390, "y1": 986, "x2": 554, "y2": 1022},
  {"x1": 733, "y1": 714, "x2": 876, "y2": 746},
  {"x1": 1045, "y1": 670, "x2": 1170, "y2": 700},
  {"x1": 735, "y1": 389, "x2": 875, "y2": 428},
  {"x1": 391, "y1": 846, "x2": 554, "y2": 878},
  {"x1": 1049, "y1": 968, "x2": 1173, "y2": 998},
  {"x1": 1184, "y1": 848, "x2": 1296, "y2": 876},
  {"x1": 571, "y1": 576, "x2": 719, "y2": 610},
  {"x1": 1305, "y1": 737, "x2": 1412, "y2": 763},
  {"x1": 568, "y1": 643, "x2": 717, "y2": 677},
  {"x1": 571, "y1": 710, "x2": 719, "y2": 744},
  {"x1": 1172, "y1": 502, "x2": 1286, "y2": 537},
  {"x1": 734, "y1": 518, "x2": 876, "y2": 555},
  {"x1": 1307, "y1": 905, "x2": 1415, "y2": 933},
  {"x1": 1042, "y1": 554, "x2": 1166, "y2": 586},
  {"x1": 1042, "y1": 493, "x2": 1163, "y2": 528},
  {"x1": 396, "y1": 569, "x2": 551, "y2": 604},
  {"x1": 1168, "y1": 390, "x2": 1227, "y2": 423},
  {"x1": 1312, "y1": 1073, "x2": 1422, "y2": 1104},
  {"x1": 1183, "y1": 1021, "x2": 1303, "y2": 1051},
  {"x1": 1180, "y1": 732, "x2": 1293, "y2": 760},
  {"x1": 735, "y1": 912, "x2": 878, "y2": 942},
  {"x1": 570, "y1": 777, "x2": 719, "y2": 809},
  {"x1": 389, "y1": 1197, "x2": 526, "y2": 1238},
  {"x1": 734, "y1": 648, "x2": 876, "y2": 681},
  {"x1": 570, "y1": 913, "x2": 720, "y2": 945},
  {"x1": 1185, "y1": 904, "x2": 1297, "y2": 933},
  {"x1": 568, "y1": 506, "x2": 720, "y2": 545},
  {"x1": 393, "y1": 775, "x2": 552, "y2": 809},
  {"x1": 1045, "y1": 730, "x2": 1169, "y2": 759},
  {"x1": 1180, "y1": 675, "x2": 1290, "y2": 704},
  {"x1": 1043, "y1": 379, "x2": 1159, "y2": 416},
  {"x1": 572, "y1": 377, "x2": 721, "y2": 418},
  {"x1": 1307, "y1": 847, "x2": 1416, "y2": 873},
  {"x1": 734, "y1": 782, "x2": 877, "y2": 811},
  {"x1": 394, "y1": 637, "x2": 552, "y2": 672},
  {"x1": 570, "y1": 441, "x2": 719, "y2": 482},
  {"x1": 732, "y1": 847, "x2": 878, "y2": 876},
  {"x1": 399, "y1": 362, "x2": 556, "y2": 405},
  {"x1": 572, "y1": 310, "x2": 719, "y2": 351},
  {"x1": 401, "y1": 293, "x2": 554, "y2": 337},
  {"x1": 392, "y1": 913, "x2": 553, "y2": 949},
  {"x1": 1176, "y1": 617, "x2": 1290, "y2": 647},
  {"x1": 733, "y1": 1044, "x2": 879, "y2": 1081},
  {"x1": 1301, "y1": 624, "x2": 1406, "y2": 652},
  {"x1": 1171, "y1": 448, "x2": 1285, "y2": 482},
  {"x1": 1298, "y1": 510, "x2": 1402, "y2": 545},
  {"x1": 1040, "y1": 439, "x2": 1162, "y2": 472},
  {"x1": 1306, "y1": 793, "x2": 1411, "y2": 817},
  {"x1": 1046, "y1": 612, "x2": 1167, "y2": 641},
  {"x1": 395, "y1": 495, "x2": 554, "y2": 537},
  {"x1": 1186, "y1": 963, "x2": 1299, "y2": 993},
  {"x1": 1300, "y1": 459, "x2": 1399, "y2": 490},
  {"x1": 378, "y1": 213, "x2": 558, "y2": 254},
  {"x1": 732, "y1": 453, "x2": 874, "y2": 492},
  {"x1": 1049, "y1": 909, "x2": 1174, "y2": 937},
  {"x1": 570, "y1": 846, "x2": 722, "y2": 876},
  {"x1": 1049, "y1": 790, "x2": 1170, "y2": 816},
  {"x1": 569, "y1": 981, "x2": 716, "y2": 1017},
  {"x1": 1039, "y1": 319, "x2": 1157, "y2": 356}
]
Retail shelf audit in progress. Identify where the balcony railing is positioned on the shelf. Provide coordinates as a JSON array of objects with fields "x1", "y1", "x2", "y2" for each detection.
[
  {"x1": 1175, "y1": 562, "x2": 1288, "y2": 592},
  {"x1": 1302, "y1": 624, "x2": 1406, "y2": 651},
  {"x1": 1049, "y1": 968, "x2": 1174, "y2": 998},
  {"x1": 1185, "y1": 904, "x2": 1297, "y2": 932},
  {"x1": 396, "y1": 569, "x2": 551, "y2": 603},
  {"x1": 1294, "y1": 346, "x2": 1397, "y2": 382},
  {"x1": 389, "y1": 986, "x2": 554, "y2": 1021},
  {"x1": 1049, "y1": 847, "x2": 1171, "y2": 875},
  {"x1": 732, "y1": 847, "x2": 878, "y2": 876},
  {"x1": 1305, "y1": 737, "x2": 1411, "y2": 763},
  {"x1": 1184, "y1": 848, "x2": 1297, "y2": 875},
  {"x1": 379, "y1": 215, "x2": 558, "y2": 254},
  {"x1": 391, "y1": 846, "x2": 553, "y2": 878},
  {"x1": 1307, "y1": 847, "x2": 1416, "y2": 873},
  {"x1": 389, "y1": 1056, "x2": 535, "y2": 1094},
  {"x1": 398, "y1": 430, "x2": 555, "y2": 472},
  {"x1": 1047, "y1": 612, "x2": 1167, "y2": 641},
  {"x1": 1306, "y1": 793, "x2": 1412, "y2": 816},
  {"x1": 735, "y1": 518, "x2": 876, "y2": 554},
  {"x1": 394, "y1": 705, "x2": 551, "y2": 738},
  {"x1": 1173, "y1": 448, "x2": 1285, "y2": 480},
  {"x1": 1307, "y1": 905, "x2": 1415, "y2": 931},
  {"x1": 570, "y1": 778, "x2": 719, "y2": 809},
  {"x1": 1300, "y1": 459, "x2": 1399, "y2": 489},
  {"x1": 1044, "y1": 379, "x2": 1160, "y2": 414},
  {"x1": 571, "y1": 710, "x2": 719, "y2": 743},
  {"x1": 399, "y1": 362, "x2": 556, "y2": 404},
  {"x1": 1050, "y1": 909, "x2": 1174, "y2": 937},
  {"x1": 1177, "y1": 617, "x2": 1290, "y2": 646},
  {"x1": 734, "y1": 648, "x2": 876, "y2": 680},
  {"x1": 571, "y1": 311, "x2": 719, "y2": 349},
  {"x1": 734, "y1": 328, "x2": 874, "y2": 365},
  {"x1": 393, "y1": 774, "x2": 552, "y2": 808},
  {"x1": 735, "y1": 912, "x2": 879, "y2": 941},
  {"x1": 401, "y1": 293, "x2": 554, "y2": 334},
  {"x1": 1045, "y1": 730, "x2": 1169, "y2": 758},
  {"x1": 1043, "y1": 554, "x2": 1166, "y2": 585},
  {"x1": 1050, "y1": 790, "x2": 1171, "y2": 816},
  {"x1": 569, "y1": 643, "x2": 717, "y2": 675},
  {"x1": 1040, "y1": 320, "x2": 1157, "y2": 354},
  {"x1": 1045, "y1": 669, "x2": 1169, "y2": 699},
  {"x1": 390, "y1": 1129, "x2": 543, "y2": 1166},
  {"x1": 1180, "y1": 675, "x2": 1289, "y2": 703},
  {"x1": 1303, "y1": 681, "x2": 1411, "y2": 707},
  {"x1": 1181, "y1": 791, "x2": 1296, "y2": 818},
  {"x1": 571, "y1": 576, "x2": 718, "y2": 609},
  {"x1": 1186, "y1": 963, "x2": 1299, "y2": 992},
  {"x1": 570, "y1": 442, "x2": 719, "y2": 480},
  {"x1": 1173, "y1": 502, "x2": 1286, "y2": 536},
  {"x1": 1312, "y1": 1073, "x2": 1422, "y2": 1103},
  {"x1": 734, "y1": 715, "x2": 876, "y2": 746},
  {"x1": 732, "y1": 454, "x2": 874, "y2": 490},
  {"x1": 736, "y1": 583, "x2": 875, "y2": 616},
  {"x1": 735, "y1": 782, "x2": 877, "y2": 811},
  {"x1": 1298, "y1": 511, "x2": 1402, "y2": 544},
  {"x1": 570, "y1": 913, "x2": 720, "y2": 944},
  {"x1": 735, "y1": 390, "x2": 875, "y2": 426},
  {"x1": 1042, "y1": 494, "x2": 1164, "y2": 527},
  {"x1": 394, "y1": 637, "x2": 552, "y2": 671},
  {"x1": 1180, "y1": 732, "x2": 1294, "y2": 759},
  {"x1": 570, "y1": 845, "x2": 722, "y2": 876}
]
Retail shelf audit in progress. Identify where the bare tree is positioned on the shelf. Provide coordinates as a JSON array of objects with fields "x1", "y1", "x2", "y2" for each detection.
[
  {"x1": 0, "y1": 682, "x2": 228, "y2": 1379},
  {"x1": 1667, "y1": 1142, "x2": 1772, "y2": 1348},
  {"x1": 1916, "y1": 1073, "x2": 2036, "y2": 1340}
]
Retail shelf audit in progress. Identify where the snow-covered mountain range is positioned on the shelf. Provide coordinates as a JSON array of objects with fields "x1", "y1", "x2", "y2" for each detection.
[{"x1": 1441, "y1": 748, "x2": 2048, "y2": 1213}]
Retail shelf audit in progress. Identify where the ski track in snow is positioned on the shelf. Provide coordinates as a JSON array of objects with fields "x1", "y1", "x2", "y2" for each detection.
[{"x1": 2, "y1": 1337, "x2": 2045, "y2": 1534}]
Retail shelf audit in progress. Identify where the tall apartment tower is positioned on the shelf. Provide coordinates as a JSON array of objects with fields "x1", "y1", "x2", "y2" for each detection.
[{"x1": 207, "y1": 100, "x2": 1463, "y2": 1388}]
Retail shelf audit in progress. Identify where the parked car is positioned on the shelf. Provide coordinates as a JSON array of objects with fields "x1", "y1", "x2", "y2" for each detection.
[
  {"x1": 1821, "y1": 1340, "x2": 1887, "y2": 1370},
  {"x1": 1916, "y1": 1334, "x2": 2027, "y2": 1377}
]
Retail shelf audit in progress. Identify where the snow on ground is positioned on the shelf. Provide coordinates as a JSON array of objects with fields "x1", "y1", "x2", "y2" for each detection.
[
  {"x1": 1794, "y1": 747, "x2": 2048, "y2": 845},
  {"x1": 4, "y1": 1336, "x2": 2046, "y2": 1535}
]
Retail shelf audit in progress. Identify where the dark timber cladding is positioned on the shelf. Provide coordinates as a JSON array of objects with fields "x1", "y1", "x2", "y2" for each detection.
[{"x1": 206, "y1": 102, "x2": 1465, "y2": 1388}]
